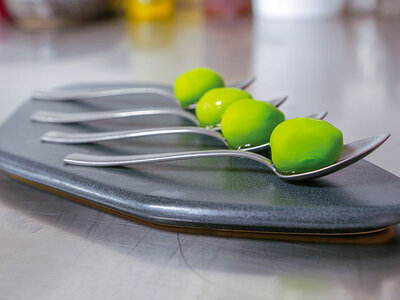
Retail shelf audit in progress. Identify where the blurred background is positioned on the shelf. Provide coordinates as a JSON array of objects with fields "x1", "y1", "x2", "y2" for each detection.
[
  {"x1": 0, "y1": 0, "x2": 399, "y2": 175},
  {"x1": 1, "y1": 0, "x2": 400, "y2": 28},
  {"x1": 1, "y1": 3, "x2": 400, "y2": 299}
]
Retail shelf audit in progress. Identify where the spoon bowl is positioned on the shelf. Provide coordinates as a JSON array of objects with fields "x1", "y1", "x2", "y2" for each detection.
[{"x1": 63, "y1": 134, "x2": 390, "y2": 181}]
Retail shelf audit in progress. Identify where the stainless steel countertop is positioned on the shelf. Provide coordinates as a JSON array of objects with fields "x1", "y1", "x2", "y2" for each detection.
[{"x1": 0, "y1": 7, "x2": 400, "y2": 300}]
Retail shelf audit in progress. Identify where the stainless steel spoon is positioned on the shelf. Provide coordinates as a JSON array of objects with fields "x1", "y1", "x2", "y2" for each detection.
[
  {"x1": 63, "y1": 134, "x2": 390, "y2": 181},
  {"x1": 30, "y1": 96, "x2": 287, "y2": 125},
  {"x1": 31, "y1": 77, "x2": 256, "y2": 110},
  {"x1": 40, "y1": 112, "x2": 328, "y2": 153}
]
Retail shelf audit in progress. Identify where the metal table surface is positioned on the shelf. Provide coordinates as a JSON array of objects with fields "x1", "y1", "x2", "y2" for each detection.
[{"x1": 0, "y1": 7, "x2": 400, "y2": 300}]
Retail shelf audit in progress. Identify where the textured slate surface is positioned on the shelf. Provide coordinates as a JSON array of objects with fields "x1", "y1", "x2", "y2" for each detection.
[{"x1": 0, "y1": 83, "x2": 399, "y2": 233}]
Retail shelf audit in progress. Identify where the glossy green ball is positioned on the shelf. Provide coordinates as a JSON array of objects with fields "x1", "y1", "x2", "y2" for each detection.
[
  {"x1": 270, "y1": 118, "x2": 343, "y2": 174},
  {"x1": 174, "y1": 68, "x2": 225, "y2": 108},
  {"x1": 195, "y1": 88, "x2": 252, "y2": 128},
  {"x1": 221, "y1": 99, "x2": 285, "y2": 149}
]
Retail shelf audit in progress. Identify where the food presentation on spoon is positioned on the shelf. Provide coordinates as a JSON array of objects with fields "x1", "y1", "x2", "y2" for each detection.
[
  {"x1": 43, "y1": 67, "x2": 389, "y2": 180},
  {"x1": 30, "y1": 67, "x2": 286, "y2": 124},
  {"x1": 0, "y1": 65, "x2": 397, "y2": 239},
  {"x1": 39, "y1": 87, "x2": 326, "y2": 153},
  {"x1": 195, "y1": 87, "x2": 253, "y2": 128},
  {"x1": 221, "y1": 98, "x2": 285, "y2": 149},
  {"x1": 174, "y1": 68, "x2": 225, "y2": 108},
  {"x1": 32, "y1": 67, "x2": 258, "y2": 110},
  {"x1": 270, "y1": 118, "x2": 344, "y2": 174},
  {"x1": 25, "y1": 66, "x2": 390, "y2": 179}
]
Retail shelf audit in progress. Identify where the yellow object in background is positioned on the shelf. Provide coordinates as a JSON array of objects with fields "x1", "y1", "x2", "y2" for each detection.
[{"x1": 124, "y1": 0, "x2": 175, "y2": 21}]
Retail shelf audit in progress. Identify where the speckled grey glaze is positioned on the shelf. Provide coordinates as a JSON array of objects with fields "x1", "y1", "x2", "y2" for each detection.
[{"x1": 0, "y1": 83, "x2": 399, "y2": 234}]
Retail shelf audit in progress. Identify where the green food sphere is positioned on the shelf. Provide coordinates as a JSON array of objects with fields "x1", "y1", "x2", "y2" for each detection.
[
  {"x1": 270, "y1": 118, "x2": 344, "y2": 174},
  {"x1": 195, "y1": 88, "x2": 252, "y2": 128},
  {"x1": 174, "y1": 68, "x2": 225, "y2": 108},
  {"x1": 221, "y1": 99, "x2": 285, "y2": 149}
]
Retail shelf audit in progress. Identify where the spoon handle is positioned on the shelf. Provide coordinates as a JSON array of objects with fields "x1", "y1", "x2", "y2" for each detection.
[
  {"x1": 42, "y1": 126, "x2": 226, "y2": 145},
  {"x1": 40, "y1": 111, "x2": 327, "y2": 145},
  {"x1": 31, "y1": 108, "x2": 199, "y2": 125},
  {"x1": 32, "y1": 87, "x2": 177, "y2": 102},
  {"x1": 64, "y1": 149, "x2": 273, "y2": 169},
  {"x1": 31, "y1": 77, "x2": 256, "y2": 102},
  {"x1": 30, "y1": 96, "x2": 287, "y2": 125}
]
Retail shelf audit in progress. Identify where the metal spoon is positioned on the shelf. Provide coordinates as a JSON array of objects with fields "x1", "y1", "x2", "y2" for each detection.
[
  {"x1": 31, "y1": 77, "x2": 256, "y2": 110},
  {"x1": 63, "y1": 134, "x2": 390, "y2": 181},
  {"x1": 30, "y1": 96, "x2": 287, "y2": 125},
  {"x1": 40, "y1": 112, "x2": 328, "y2": 153}
]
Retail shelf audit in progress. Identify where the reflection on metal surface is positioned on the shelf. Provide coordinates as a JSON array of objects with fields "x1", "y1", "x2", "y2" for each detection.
[
  {"x1": 0, "y1": 19, "x2": 124, "y2": 61},
  {"x1": 354, "y1": 19, "x2": 380, "y2": 80},
  {"x1": 204, "y1": 16, "x2": 253, "y2": 82},
  {"x1": 0, "y1": 171, "x2": 400, "y2": 300},
  {"x1": 125, "y1": 5, "x2": 204, "y2": 82}
]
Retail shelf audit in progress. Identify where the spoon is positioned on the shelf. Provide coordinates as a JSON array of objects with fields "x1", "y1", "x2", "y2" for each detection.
[
  {"x1": 31, "y1": 77, "x2": 256, "y2": 110},
  {"x1": 40, "y1": 112, "x2": 328, "y2": 153},
  {"x1": 30, "y1": 96, "x2": 287, "y2": 125},
  {"x1": 63, "y1": 134, "x2": 390, "y2": 181}
]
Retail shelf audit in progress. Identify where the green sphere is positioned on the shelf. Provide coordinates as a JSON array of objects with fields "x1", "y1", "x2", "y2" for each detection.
[
  {"x1": 270, "y1": 118, "x2": 344, "y2": 174},
  {"x1": 221, "y1": 99, "x2": 285, "y2": 149},
  {"x1": 195, "y1": 88, "x2": 252, "y2": 128},
  {"x1": 174, "y1": 68, "x2": 225, "y2": 108}
]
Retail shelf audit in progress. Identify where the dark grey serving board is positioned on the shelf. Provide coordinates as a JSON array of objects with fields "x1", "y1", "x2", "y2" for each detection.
[{"x1": 0, "y1": 83, "x2": 399, "y2": 235}]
